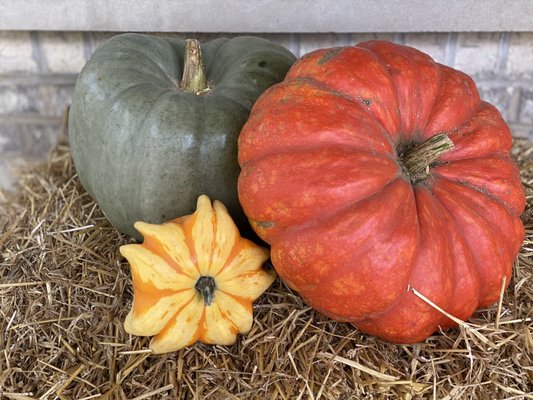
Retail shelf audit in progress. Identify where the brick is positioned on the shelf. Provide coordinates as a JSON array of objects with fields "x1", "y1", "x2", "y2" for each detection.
[
  {"x1": 506, "y1": 33, "x2": 533, "y2": 79},
  {"x1": 518, "y1": 89, "x2": 533, "y2": 125},
  {"x1": 477, "y1": 86, "x2": 516, "y2": 122},
  {"x1": 455, "y1": 33, "x2": 502, "y2": 78},
  {"x1": 40, "y1": 32, "x2": 88, "y2": 74},
  {"x1": 0, "y1": 124, "x2": 23, "y2": 154},
  {"x1": 508, "y1": 123, "x2": 533, "y2": 139},
  {"x1": 0, "y1": 86, "x2": 35, "y2": 114},
  {"x1": 0, "y1": 158, "x2": 15, "y2": 190},
  {"x1": 0, "y1": 85, "x2": 74, "y2": 117},
  {"x1": 20, "y1": 124, "x2": 62, "y2": 158},
  {"x1": 0, "y1": 31, "x2": 39, "y2": 74},
  {"x1": 38, "y1": 85, "x2": 74, "y2": 117},
  {"x1": 404, "y1": 33, "x2": 447, "y2": 64},
  {"x1": 0, "y1": 123, "x2": 61, "y2": 159}
]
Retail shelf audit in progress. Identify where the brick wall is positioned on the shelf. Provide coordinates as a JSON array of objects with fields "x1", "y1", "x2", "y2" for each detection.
[{"x1": 1, "y1": 31, "x2": 533, "y2": 189}]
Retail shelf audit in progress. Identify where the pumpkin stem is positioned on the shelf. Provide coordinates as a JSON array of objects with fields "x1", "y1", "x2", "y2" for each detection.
[
  {"x1": 195, "y1": 276, "x2": 216, "y2": 306},
  {"x1": 402, "y1": 133, "x2": 454, "y2": 183},
  {"x1": 181, "y1": 39, "x2": 209, "y2": 94}
]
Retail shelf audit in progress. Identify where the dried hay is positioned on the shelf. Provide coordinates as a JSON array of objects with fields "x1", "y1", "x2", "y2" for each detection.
[{"x1": 0, "y1": 137, "x2": 532, "y2": 400}]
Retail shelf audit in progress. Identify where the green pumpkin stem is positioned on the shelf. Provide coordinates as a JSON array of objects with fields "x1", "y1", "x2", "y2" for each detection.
[
  {"x1": 181, "y1": 39, "x2": 209, "y2": 94},
  {"x1": 402, "y1": 133, "x2": 454, "y2": 183},
  {"x1": 195, "y1": 276, "x2": 216, "y2": 306}
]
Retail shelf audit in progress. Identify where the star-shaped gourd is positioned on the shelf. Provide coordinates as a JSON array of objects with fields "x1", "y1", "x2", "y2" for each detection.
[{"x1": 120, "y1": 195, "x2": 276, "y2": 354}]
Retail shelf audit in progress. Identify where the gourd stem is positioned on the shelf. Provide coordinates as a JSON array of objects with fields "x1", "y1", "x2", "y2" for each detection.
[
  {"x1": 181, "y1": 39, "x2": 209, "y2": 94},
  {"x1": 195, "y1": 276, "x2": 216, "y2": 306},
  {"x1": 402, "y1": 133, "x2": 454, "y2": 182}
]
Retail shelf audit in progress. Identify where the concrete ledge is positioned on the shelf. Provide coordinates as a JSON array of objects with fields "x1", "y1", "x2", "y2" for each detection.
[{"x1": 1, "y1": 0, "x2": 533, "y2": 32}]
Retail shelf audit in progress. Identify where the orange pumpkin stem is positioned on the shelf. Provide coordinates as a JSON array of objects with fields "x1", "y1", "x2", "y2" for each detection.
[{"x1": 402, "y1": 133, "x2": 454, "y2": 182}]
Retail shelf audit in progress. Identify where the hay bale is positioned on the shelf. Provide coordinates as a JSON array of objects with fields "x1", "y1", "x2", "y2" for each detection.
[{"x1": 0, "y1": 140, "x2": 532, "y2": 399}]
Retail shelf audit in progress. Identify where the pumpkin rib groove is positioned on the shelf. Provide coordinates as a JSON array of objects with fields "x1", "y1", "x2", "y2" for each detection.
[
  {"x1": 420, "y1": 65, "x2": 474, "y2": 136},
  {"x1": 386, "y1": 64, "x2": 437, "y2": 145},
  {"x1": 158, "y1": 290, "x2": 197, "y2": 326},
  {"x1": 201, "y1": 38, "x2": 230, "y2": 78},
  {"x1": 434, "y1": 149, "x2": 510, "y2": 164},
  {"x1": 351, "y1": 187, "x2": 427, "y2": 326},
  {"x1": 431, "y1": 166, "x2": 523, "y2": 217},
  {"x1": 272, "y1": 174, "x2": 412, "y2": 261},
  {"x1": 441, "y1": 102, "x2": 513, "y2": 162},
  {"x1": 434, "y1": 178, "x2": 523, "y2": 256},
  {"x1": 102, "y1": 64, "x2": 180, "y2": 91},
  {"x1": 153, "y1": 293, "x2": 200, "y2": 347},
  {"x1": 359, "y1": 40, "x2": 443, "y2": 141},
  {"x1": 109, "y1": 83, "x2": 168, "y2": 106},
  {"x1": 239, "y1": 143, "x2": 399, "y2": 172},
  {"x1": 250, "y1": 169, "x2": 404, "y2": 244},
  {"x1": 103, "y1": 44, "x2": 182, "y2": 85},
  {"x1": 210, "y1": 91, "x2": 251, "y2": 113},
  {"x1": 425, "y1": 190, "x2": 481, "y2": 326},
  {"x1": 432, "y1": 180, "x2": 516, "y2": 306},
  {"x1": 213, "y1": 237, "x2": 250, "y2": 277},
  {"x1": 421, "y1": 70, "x2": 481, "y2": 141},
  {"x1": 238, "y1": 119, "x2": 396, "y2": 165},
  {"x1": 218, "y1": 290, "x2": 253, "y2": 314},
  {"x1": 355, "y1": 188, "x2": 459, "y2": 342},
  {"x1": 285, "y1": 44, "x2": 402, "y2": 139},
  {"x1": 119, "y1": 91, "x2": 174, "y2": 229},
  {"x1": 269, "y1": 178, "x2": 419, "y2": 323},
  {"x1": 212, "y1": 51, "x2": 287, "y2": 85},
  {"x1": 432, "y1": 198, "x2": 486, "y2": 309},
  {"x1": 132, "y1": 90, "x2": 199, "y2": 227},
  {"x1": 178, "y1": 214, "x2": 201, "y2": 274},
  {"x1": 141, "y1": 237, "x2": 198, "y2": 279},
  {"x1": 418, "y1": 66, "x2": 443, "y2": 136},
  {"x1": 285, "y1": 76, "x2": 396, "y2": 149},
  {"x1": 212, "y1": 301, "x2": 241, "y2": 338}
]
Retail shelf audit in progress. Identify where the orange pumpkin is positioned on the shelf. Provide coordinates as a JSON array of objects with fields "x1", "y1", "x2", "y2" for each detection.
[
  {"x1": 120, "y1": 195, "x2": 276, "y2": 353},
  {"x1": 238, "y1": 41, "x2": 526, "y2": 343}
]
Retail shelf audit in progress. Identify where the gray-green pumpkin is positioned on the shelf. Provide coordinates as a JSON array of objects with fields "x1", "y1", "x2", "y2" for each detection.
[{"x1": 69, "y1": 33, "x2": 296, "y2": 240}]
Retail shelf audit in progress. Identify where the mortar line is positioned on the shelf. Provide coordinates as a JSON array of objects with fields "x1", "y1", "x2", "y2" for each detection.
[
  {"x1": 83, "y1": 32, "x2": 94, "y2": 63},
  {"x1": 30, "y1": 31, "x2": 48, "y2": 73},
  {"x1": 393, "y1": 33, "x2": 406, "y2": 45},
  {"x1": 444, "y1": 32, "x2": 458, "y2": 67},
  {"x1": 291, "y1": 33, "x2": 301, "y2": 58},
  {"x1": 496, "y1": 32, "x2": 511, "y2": 76}
]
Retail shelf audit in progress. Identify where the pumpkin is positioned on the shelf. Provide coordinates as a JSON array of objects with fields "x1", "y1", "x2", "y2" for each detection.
[
  {"x1": 69, "y1": 33, "x2": 296, "y2": 240},
  {"x1": 120, "y1": 195, "x2": 276, "y2": 353},
  {"x1": 238, "y1": 41, "x2": 526, "y2": 343}
]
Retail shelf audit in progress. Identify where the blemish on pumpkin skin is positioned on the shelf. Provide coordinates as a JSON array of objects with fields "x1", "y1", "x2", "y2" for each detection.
[
  {"x1": 317, "y1": 48, "x2": 344, "y2": 65},
  {"x1": 255, "y1": 220, "x2": 275, "y2": 229}
]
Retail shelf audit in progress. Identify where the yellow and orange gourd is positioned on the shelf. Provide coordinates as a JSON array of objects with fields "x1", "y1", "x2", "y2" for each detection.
[{"x1": 120, "y1": 195, "x2": 276, "y2": 353}]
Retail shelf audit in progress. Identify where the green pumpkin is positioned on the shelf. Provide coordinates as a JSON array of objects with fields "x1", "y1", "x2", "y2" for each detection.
[{"x1": 69, "y1": 33, "x2": 296, "y2": 240}]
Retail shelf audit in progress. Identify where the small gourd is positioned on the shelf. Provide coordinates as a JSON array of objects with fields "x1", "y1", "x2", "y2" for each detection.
[{"x1": 120, "y1": 195, "x2": 276, "y2": 353}]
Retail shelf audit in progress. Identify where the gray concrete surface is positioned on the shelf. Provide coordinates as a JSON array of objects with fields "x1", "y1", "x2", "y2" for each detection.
[{"x1": 1, "y1": 0, "x2": 533, "y2": 32}]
